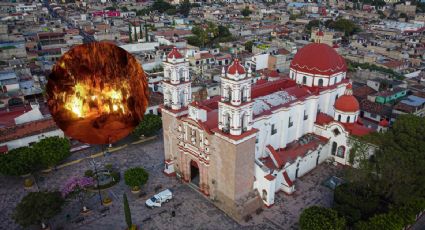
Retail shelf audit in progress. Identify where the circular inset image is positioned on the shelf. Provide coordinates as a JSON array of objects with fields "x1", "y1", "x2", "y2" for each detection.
[{"x1": 47, "y1": 42, "x2": 149, "y2": 144}]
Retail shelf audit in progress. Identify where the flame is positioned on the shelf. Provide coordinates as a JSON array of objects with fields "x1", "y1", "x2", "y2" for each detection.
[
  {"x1": 46, "y1": 42, "x2": 149, "y2": 144},
  {"x1": 59, "y1": 81, "x2": 130, "y2": 118}
]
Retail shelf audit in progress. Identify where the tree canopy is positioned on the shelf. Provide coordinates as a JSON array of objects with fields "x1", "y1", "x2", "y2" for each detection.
[
  {"x1": 337, "y1": 115, "x2": 425, "y2": 227},
  {"x1": 0, "y1": 137, "x2": 70, "y2": 176},
  {"x1": 0, "y1": 147, "x2": 39, "y2": 176},
  {"x1": 299, "y1": 206, "x2": 346, "y2": 230},
  {"x1": 124, "y1": 167, "x2": 149, "y2": 188},
  {"x1": 34, "y1": 136, "x2": 71, "y2": 168},
  {"x1": 187, "y1": 22, "x2": 235, "y2": 48},
  {"x1": 133, "y1": 114, "x2": 162, "y2": 137},
  {"x1": 241, "y1": 7, "x2": 252, "y2": 17},
  {"x1": 244, "y1": 40, "x2": 254, "y2": 53},
  {"x1": 325, "y1": 18, "x2": 361, "y2": 36},
  {"x1": 13, "y1": 191, "x2": 64, "y2": 228}
]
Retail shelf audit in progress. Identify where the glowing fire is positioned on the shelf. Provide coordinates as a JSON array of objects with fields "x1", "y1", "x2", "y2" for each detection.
[
  {"x1": 60, "y1": 81, "x2": 130, "y2": 118},
  {"x1": 46, "y1": 42, "x2": 149, "y2": 144}
]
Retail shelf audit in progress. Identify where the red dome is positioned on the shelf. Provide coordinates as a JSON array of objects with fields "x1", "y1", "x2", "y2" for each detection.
[
  {"x1": 334, "y1": 83, "x2": 360, "y2": 112},
  {"x1": 167, "y1": 47, "x2": 183, "y2": 59},
  {"x1": 227, "y1": 59, "x2": 245, "y2": 75},
  {"x1": 290, "y1": 43, "x2": 347, "y2": 76}
]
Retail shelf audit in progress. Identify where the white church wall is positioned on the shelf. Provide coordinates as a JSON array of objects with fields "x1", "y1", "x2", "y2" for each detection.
[{"x1": 314, "y1": 122, "x2": 351, "y2": 165}]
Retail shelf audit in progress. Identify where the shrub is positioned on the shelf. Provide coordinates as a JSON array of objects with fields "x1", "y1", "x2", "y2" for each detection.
[
  {"x1": 33, "y1": 137, "x2": 70, "y2": 168},
  {"x1": 299, "y1": 206, "x2": 346, "y2": 230},
  {"x1": 0, "y1": 147, "x2": 39, "y2": 176},
  {"x1": 124, "y1": 167, "x2": 149, "y2": 188}
]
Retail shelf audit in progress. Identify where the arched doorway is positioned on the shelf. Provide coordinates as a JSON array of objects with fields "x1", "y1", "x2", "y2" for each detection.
[{"x1": 190, "y1": 160, "x2": 200, "y2": 187}]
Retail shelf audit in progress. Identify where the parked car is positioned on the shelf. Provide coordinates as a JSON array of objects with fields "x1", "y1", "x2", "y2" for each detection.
[{"x1": 145, "y1": 189, "x2": 173, "y2": 208}]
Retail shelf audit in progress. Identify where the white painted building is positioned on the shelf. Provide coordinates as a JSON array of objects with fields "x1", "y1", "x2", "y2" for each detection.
[{"x1": 160, "y1": 44, "x2": 373, "y2": 218}]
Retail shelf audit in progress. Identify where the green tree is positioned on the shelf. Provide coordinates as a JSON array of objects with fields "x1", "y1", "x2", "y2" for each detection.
[
  {"x1": 299, "y1": 206, "x2": 346, "y2": 230},
  {"x1": 355, "y1": 115, "x2": 425, "y2": 204},
  {"x1": 327, "y1": 18, "x2": 361, "y2": 36},
  {"x1": 120, "y1": 6, "x2": 129, "y2": 12},
  {"x1": 124, "y1": 167, "x2": 149, "y2": 190},
  {"x1": 306, "y1": 20, "x2": 320, "y2": 33},
  {"x1": 0, "y1": 147, "x2": 39, "y2": 176},
  {"x1": 241, "y1": 7, "x2": 252, "y2": 17},
  {"x1": 123, "y1": 193, "x2": 134, "y2": 229},
  {"x1": 105, "y1": 6, "x2": 116, "y2": 11},
  {"x1": 133, "y1": 114, "x2": 162, "y2": 137},
  {"x1": 13, "y1": 191, "x2": 64, "y2": 228},
  {"x1": 179, "y1": 0, "x2": 192, "y2": 17},
  {"x1": 34, "y1": 136, "x2": 70, "y2": 169},
  {"x1": 334, "y1": 183, "x2": 383, "y2": 222},
  {"x1": 151, "y1": 0, "x2": 175, "y2": 13},
  {"x1": 244, "y1": 40, "x2": 254, "y2": 53}
]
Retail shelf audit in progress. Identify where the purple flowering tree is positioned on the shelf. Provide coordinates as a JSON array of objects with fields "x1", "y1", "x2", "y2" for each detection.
[{"x1": 61, "y1": 176, "x2": 94, "y2": 212}]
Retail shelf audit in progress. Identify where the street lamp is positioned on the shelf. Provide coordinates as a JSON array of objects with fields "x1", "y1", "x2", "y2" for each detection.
[{"x1": 89, "y1": 159, "x2": 103, "y2": 206}]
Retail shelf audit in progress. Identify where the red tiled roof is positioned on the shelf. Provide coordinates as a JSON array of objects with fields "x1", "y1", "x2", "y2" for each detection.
[
  {"x1": 283, "y1": 171, "x2": 293, "y2": 187},
  {"x1": 0, "y1": 118, "x2": 59, "y2": 143},
  {"x1": 0, "y1": 105, "x2": 32, "y2": 128},
  {"x1": 277, "y1": 48, "x2": 290, "y2": 55},
  {"x1": 315, "y1": 112, "x2": 373, "y2": 136},
  {"x1": 315, "y1": 112, "x2": 334, "y2": 126},
  {"x1": 167, "y1": 47, "x2": 184, "y2": 59},
  {"x1": 290, "y1": 43, "x2": 347, "y2": 76},
  {"x1": 353, "y1": 85, "x2": 376, "y2": 100},
  {"x1": 227, "y1": 59, "x2": 245, "y2": 75},
  {"x1": 360, "y1": 99, "x2": 392, "y2": 117},
  {"x1": 266, "y1": 134, "x2": 329, "y2": 168},
  {"x1": 267, "y1": 144, "x2": 284, "y2": 168},
  {"x1": 264, "y1": 174, "x2": 275, "y2": 181},
  {"x1": 199, "y1": 53, "x2": 214, "y2": 59}
]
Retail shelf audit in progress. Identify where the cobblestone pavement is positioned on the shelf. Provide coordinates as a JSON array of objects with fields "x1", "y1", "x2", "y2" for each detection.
[{"x1": 0, "y1": 136, "x2": 342, "y2": 230}]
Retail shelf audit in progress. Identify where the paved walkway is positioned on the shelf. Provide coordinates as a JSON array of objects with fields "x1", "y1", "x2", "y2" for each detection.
[{"x1": 1, "y1": 136, "x2": 344, "y2": 230}]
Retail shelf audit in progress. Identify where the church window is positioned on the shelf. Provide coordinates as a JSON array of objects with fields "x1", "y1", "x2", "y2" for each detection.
[
  {"x1": 333, "y1": 128, "x2": 340, "y2": 136},
  {"x1": 331, "y1": 142, "x2": 337, "y2": 155},
  {"x1": 271, "y1": 124, "x2": 277, "y2": 135},
  {"x1": 338, "y1": 115, "x2": 341, "y2": 121},
  {"x1": 335, "y1": 94, "x2": 339, "y2": 101},
  {"x1": 346, "y1": 116, "x2": 350, "y2": 123},
  {"x1": 303, "y1": 110, "x2": 308, "y2": 120},
  {"x1": 337, "y1": 146, "x2": 345, "y2": 158},
  {"x1": 291, "y1": 72, "x2": 295, "y2": 79},
  {"x1": 302, "y1": 76, "x2": 307, "y2": 85},
  {"x1": 179, "y1": 68, "x2": 184, "y2": 82},
  {"x1": 288, "y1": 117, "x2": 293, "y2": 127},
  {"x1": 318, "y1": 79, "x2": 323, "y2": 87}
]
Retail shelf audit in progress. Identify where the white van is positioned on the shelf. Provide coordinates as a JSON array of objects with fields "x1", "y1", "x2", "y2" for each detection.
[{"x1": 145, "y1": 189, "x2": 173, "y2": 208}]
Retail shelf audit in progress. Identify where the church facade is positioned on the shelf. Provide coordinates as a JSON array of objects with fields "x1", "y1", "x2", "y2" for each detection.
[{"x1": 160, "y1": 45, "x2": 373, "y2": 221}]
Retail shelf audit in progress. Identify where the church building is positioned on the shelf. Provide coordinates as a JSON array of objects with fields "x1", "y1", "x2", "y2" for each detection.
[{"x1": 160, "y1": 44, "x2": 373, "y2": 221}]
